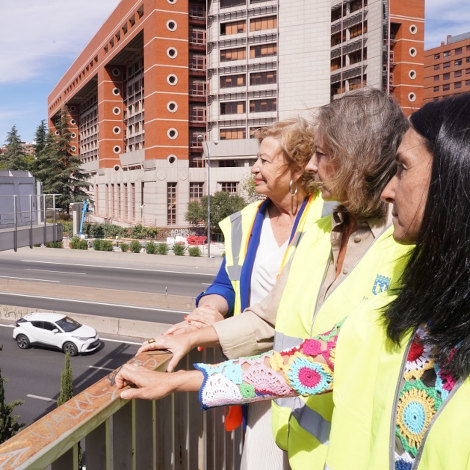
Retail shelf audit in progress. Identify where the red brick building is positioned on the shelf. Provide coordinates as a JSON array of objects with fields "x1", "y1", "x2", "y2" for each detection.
[
  {"x1": 48, "y1": 0, "x2": 424, "y2": 227},
  {"x1": 423, "y1": 31, "x2": 470, "y2": 104}
]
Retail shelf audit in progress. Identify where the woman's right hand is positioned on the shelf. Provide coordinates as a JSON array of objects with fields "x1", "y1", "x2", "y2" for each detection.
[{"x1": 137, "y1": 333, "x2": 194, "y2": 372}]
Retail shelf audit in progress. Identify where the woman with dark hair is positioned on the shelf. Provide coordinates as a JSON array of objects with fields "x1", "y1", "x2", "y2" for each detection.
[{"x1": 116, "y1": 93, "x2": 470, "y2": 469}]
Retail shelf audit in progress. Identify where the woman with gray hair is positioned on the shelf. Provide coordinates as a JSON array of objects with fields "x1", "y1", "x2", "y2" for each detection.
[{"x1": 119, "y1": 88, "x2": 411, "y2": 470}]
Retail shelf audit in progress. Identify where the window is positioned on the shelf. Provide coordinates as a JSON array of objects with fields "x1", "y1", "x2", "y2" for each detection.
[
  {"x1": 189, "y1": 182, "x2": 204, "y2": 200},
  {"x1": 220, "y1": 128, "x2": 246, "y2": 140},
  {"x1": 466, "y1": 80, "x2": 470, "y2": 86},
  {"x1": 467, "y1": 57, "x2": 470, "y2": 63},
  {"x1": 250, "y1": 43, "x2": 277, "y2": 58},
  {"x1": 434, "y1": 53, "x2": 440, "y2": 60},
  {"x1": 433, "y1": 75, "x2": 439, "y2": 81},
  {"x1": 221, "y1": 101, "x2": 246, "y2": 114},
  {"x1": 466, "y1": 68, "x2": 470, "y2": 75},
  {"x1": 250, "y1": 15, "x2": 277, "y2": 32},
  {"x1": 220, "y1": 182, "x2": 238, "y2": 193},
  {"x1": 433, "y1": 86, "x2": 439, "y2": 92},
  {"x1": 190, "y1": 105, "x2": 206, "y2": 121},
  {"x1": 455, "y1": 59, "x2": 463, "y2": 67},
  {"x1": 249, "y1": 98, "x2": 276, "y2": 112},
  {"x1": 455, "y1": 81, "x2": 462, "y2": 89},
  {"x1": 190, "y1": 54, "x2": 206, "y2": 70},
  {"x1": 221, "y1": 20, "x2": 246, "y2": 35},
  {"x1": 190, "y1": 28, "x2": 205, "y2": 45},
  {"x1": 455, "y1": 47, "x2": 462, "y2": 55},
  {"x1": 443, "y1": 73, "x2": 450, "y2": 80},
  {"x1": 443, "y1": 84, "x2": 450, "y2": 91},
  {"x1": 455, "y1": 70, "x2": 462, "y2": 78},
  {"x1": 220, "y1": 0, "x2": 245, "y2": 7},
  {"x1": 434, "y1": 64, "x2": 440, "y2": 70},
  {"x1": 443, "y1": 50, "x2": 451, "y2": 58},
  {"x1": 190, "y1": 81, "x2": 206, "y2": 96},
  {"x1": 443, "y1": 62, "x2": 450, "y2": 69},
  {"x1": 250, "y1": 70, "x2": 276, "y2": 85},
  {"x1": 167, "y1": 183, "x2": 177, "y2": 225},
  {"x1": 221, "y1": 47, "x2": 246, "y2": 62},
  {"x1": 220, "y1": 74, "x2": 246, "y2": 88},
  {"x1": 349, "y1": 21, "x2": 367, "y2": 39}
]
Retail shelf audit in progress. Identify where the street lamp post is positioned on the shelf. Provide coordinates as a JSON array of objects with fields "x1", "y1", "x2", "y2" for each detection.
[{"x1": 198, "y1": 134, "x2": 211, "y2": 258}]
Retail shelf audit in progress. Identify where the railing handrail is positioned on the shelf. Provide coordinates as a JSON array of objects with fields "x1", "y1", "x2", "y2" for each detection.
[{"x1": 0, "y1": 351, "x2": 172, "y2": 469}]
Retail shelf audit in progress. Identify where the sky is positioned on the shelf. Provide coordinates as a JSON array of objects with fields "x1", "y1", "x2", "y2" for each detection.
[{"x1": 0, "y1": 0, "x2": 469, "y2": 144}]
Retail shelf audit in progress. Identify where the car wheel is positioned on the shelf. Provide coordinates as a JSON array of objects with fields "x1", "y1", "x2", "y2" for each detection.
[
  {"x1": 16, "y1": 334, "x2": 30, "y2": 349},
  {"x1": 63, "y1": 342, "x2": 79, "y2": 356}
]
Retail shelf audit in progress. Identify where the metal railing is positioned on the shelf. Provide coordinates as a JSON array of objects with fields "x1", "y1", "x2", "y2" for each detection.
[{"x1": 0, "y1": 349, "x2": 243, "y2": 469}]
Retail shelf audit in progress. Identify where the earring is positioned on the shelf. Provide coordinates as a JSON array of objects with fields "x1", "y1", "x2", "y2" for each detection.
[{"x1": 289, "y1": 179, "x2": 298, "y2": 196}]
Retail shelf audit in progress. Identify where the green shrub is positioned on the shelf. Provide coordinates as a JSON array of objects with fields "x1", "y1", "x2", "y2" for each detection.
[
  {"x1": 45, "y1": 241, "x2": 63, "y2": 249},
  {"x1": 69, "y1": 237, "x2": 88, "y2": 250},
  {"x1": 60, "y1": 221, "x2": 73, "y2": 235},
  {"x1": 130, "y1": 224, "x2": 158, "y2": 239},
  {"x1": 146, "y1": 241, "x2": 156, "y2": 254},
  {"x1": 33, "y1": 243, "x2": 42, "y2": 247},
  {"x1": 188, "y1": 246, "x2": 201, "y2": 257},
  {"x1": 173, "y1": 243, "x2": 185, "y2": 256},
  {"x1": 101, "y1": 240, "x2": 113, "y2": 251},
  {"x1": 129, "y1": 240, "x2": 142, "y2": 253},
  {"x1": 156, "y1": 243, "x2": 168, "y2": 255},
  {"x1": 93, "y1": 239, "x2": 102, "y2": 251},
  {"x1": 120, "y1": 242, "x2": 129, "y2": 252}
]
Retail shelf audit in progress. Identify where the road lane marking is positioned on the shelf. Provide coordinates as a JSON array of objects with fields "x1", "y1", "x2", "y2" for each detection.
[
  {"x1": 102, "y1": 337, "x2": 141, "y2": 345},
  {"x1": 20, "y1": 260, "x2": 216, "y2": 276},
  {"x1": 0, "y1": 293, "x2": 189, "y2": 313},
  {"x1": 27, "y1": 394, "x2": 56, "y2": 402},
  {"x1": 88, "y1": 365, "x2": 114, "y2": 372},
  {"x1": 0, "y1": 275, "x2": 59, "y2": 283},
  {"x1": 25, "y1": 268, "x2": 87, "y2": 275}
]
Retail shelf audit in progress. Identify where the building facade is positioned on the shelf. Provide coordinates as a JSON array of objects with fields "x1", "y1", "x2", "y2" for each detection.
[
  {"x1": 48, "y1": 0, "x2": 424, "y2": 228},
  {"x1": 423, "y1": 31, "x2": 470, "y2": 104}
]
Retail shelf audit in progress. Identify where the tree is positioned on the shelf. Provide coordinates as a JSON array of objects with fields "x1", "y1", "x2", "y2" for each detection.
[
  {"x1": 238, "y1": 174, "x2": 264, "y2": 203},
  {"x1": 1, "y1": 125, "x2": 31, "y2": 171},
  {"x1": 34, "y1": 120, "x2": 47, "y2": 158},
  {"x1": 57, "y1": 353, "x2": 74, "y2": 406},
  {"x1": 186, "y1": 191, "x2": 247, "y2": 232},
  {"x1": 0, "y1": 368, "x2": 23, "y2": 443},
  {"x1": 33, "y1": 108, "x2": 90, "y2": 213}
]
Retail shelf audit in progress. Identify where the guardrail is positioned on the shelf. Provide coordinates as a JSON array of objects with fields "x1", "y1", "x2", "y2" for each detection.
[{"x1": 0, "y1": 348, "x2": 243, "y2": 469}]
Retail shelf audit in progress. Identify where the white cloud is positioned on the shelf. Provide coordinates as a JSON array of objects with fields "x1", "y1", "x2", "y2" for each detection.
[
  {"x1": 0, "y1": 0, "x2": 120, "y2": 84},
  {"x1": 425, "y1": 0, "x2": 470, "y2": 48}
]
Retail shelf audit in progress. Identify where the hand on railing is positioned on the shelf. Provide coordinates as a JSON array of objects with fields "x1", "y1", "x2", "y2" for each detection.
[
  {"x1": 137, "y1": 333, "x2": 194, "y2": 372},
  {"x1": 117, "y1": 365, "x2": 203, "y2": 400},
  {"x1": 164, "y1": 305, "x2": 225, "y2": 336}
]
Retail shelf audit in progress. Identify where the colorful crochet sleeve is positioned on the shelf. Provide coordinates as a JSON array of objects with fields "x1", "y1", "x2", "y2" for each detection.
[{"x1": 195, "y1": 322, "x2": 340, "y2": 410}]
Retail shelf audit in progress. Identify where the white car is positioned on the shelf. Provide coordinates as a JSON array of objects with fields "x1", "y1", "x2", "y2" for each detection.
[{"x1": 13, "y1": 312, "x2": 101, "y2": 356}]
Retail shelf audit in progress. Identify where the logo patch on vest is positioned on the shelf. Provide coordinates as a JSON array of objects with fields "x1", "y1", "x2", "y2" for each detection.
[{"x1": 372, "y1": 274, "x2": 391, "y2": 295}]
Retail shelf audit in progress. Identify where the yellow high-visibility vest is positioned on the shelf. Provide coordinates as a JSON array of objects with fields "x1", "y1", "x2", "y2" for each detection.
[
  {"x1": 219, "y1": 195, "x2": 324, "y2": 315},
  {"x1": 271, "y1": 219, "x2": 412, "y2": 470},
  {"x1": 327, "y1": 298, "x2": 470, "y2": 470}
]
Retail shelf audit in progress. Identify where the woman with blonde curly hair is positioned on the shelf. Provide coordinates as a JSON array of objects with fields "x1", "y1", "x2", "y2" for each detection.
[{"x1": 160, "y1": 117, "x2": 324, "y2": 469}]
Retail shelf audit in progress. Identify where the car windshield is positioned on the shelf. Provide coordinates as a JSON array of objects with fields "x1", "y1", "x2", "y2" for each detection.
[{"x1": 56, "y1": 316, "x2": 81, "y2": 332}]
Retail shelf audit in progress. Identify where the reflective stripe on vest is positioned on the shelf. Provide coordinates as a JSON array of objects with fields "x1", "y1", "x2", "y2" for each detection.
[
  {"x1": 271, "y1": 223, "x2": 412, "y2": 470},
  {"x1": 220, "y1": 196, "x2": 324, "y2": 315}
]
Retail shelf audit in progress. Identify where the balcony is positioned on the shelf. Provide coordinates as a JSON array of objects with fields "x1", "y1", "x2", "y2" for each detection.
[{"x1": 0, "y1": 348, "x2": 243, "y2": 469}]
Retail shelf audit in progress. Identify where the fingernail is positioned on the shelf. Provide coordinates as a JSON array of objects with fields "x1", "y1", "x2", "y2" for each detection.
[
  {"x1": 169, "y1": 332, "x2": 174, "y2": 335},
  {"x1": 184, "y1": 315, "x2": 188, "y2": 319},
  {"x1": 197, "y1": 346, "x2": 203, "y2": 352},
  {"x1": 187, "y1": 319, "x2": 191, "y2": 324},
  {"x1": 121, "y1": 392, "x2": 128, "y2": 399}
]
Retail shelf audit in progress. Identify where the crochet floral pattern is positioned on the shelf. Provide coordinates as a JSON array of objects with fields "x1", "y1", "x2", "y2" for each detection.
[
  {"x1": 403, "y1": 327, "x2": 433, "y2": 381},
  {"x1": 195, "y1": 321, "x2": 341, "y2": 409},
  {"x1": 286, "y1": 352, "x2": 333, "y2": 396},
  {"x1": 396, "y1": 380, "x2": 442, "y2": 457}
]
